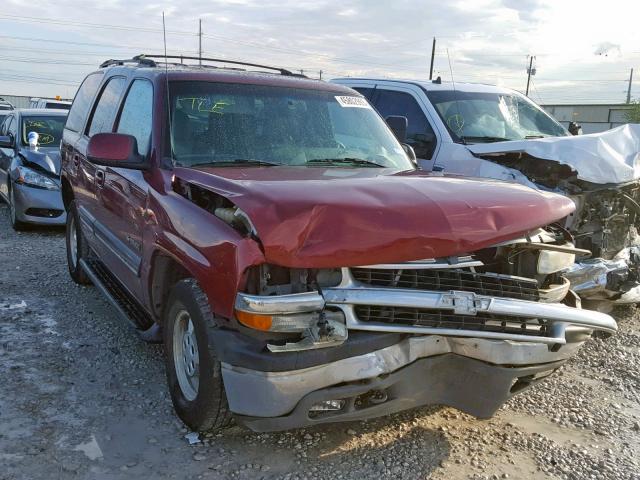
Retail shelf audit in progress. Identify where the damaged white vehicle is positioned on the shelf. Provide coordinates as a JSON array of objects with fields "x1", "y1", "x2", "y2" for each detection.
[{"x1": 333, "y1": 78, "x2": 640, "y2": 311}]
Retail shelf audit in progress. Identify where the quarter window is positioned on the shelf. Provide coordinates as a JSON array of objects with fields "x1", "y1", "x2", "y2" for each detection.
[
  {"x1": 116, "y1": 80, "x2": 153, "y2": 156},
  {"x1": 66, "y1": 72, "x2": 103, "y2": 132},
  {"x1": 87, "y1": 76, "x2": 126, "y2": 137},
  {"x1": 374, "y1": 90, "x2": 437, "y2": 160}
]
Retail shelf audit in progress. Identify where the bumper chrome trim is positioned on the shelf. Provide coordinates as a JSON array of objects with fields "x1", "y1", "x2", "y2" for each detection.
[{"x1": 235, "y1": 291, "x2": 325, "y2": 314}]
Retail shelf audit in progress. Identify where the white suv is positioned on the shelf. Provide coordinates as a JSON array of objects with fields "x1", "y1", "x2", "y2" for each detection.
[{"x1": 331, "y1": 78, "x2": 568, "y2": 177}]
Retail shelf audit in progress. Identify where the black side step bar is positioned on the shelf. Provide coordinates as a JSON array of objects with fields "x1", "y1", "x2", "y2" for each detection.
[{"x1": 80, "y1": 259, "x2": 162, "y2": 343}]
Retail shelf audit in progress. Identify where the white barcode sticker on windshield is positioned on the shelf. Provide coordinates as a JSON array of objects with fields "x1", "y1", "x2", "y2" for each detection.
[{"x1": 335, "y1": 96, "x2": 371, "y2": 108}]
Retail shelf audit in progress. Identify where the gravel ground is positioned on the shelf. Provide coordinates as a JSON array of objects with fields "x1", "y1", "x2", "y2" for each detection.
[{"x1": 0, "y1": 202, "x2": 639, "y2": 480}]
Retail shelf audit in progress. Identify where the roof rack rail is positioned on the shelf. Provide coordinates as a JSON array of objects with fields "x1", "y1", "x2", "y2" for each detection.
[
  {"x1": 143, "y1": 54, "x2": 302, "y2": 76},
  {"x1": 139, "y1": 54, "x2": 299, "y2": 76},
  {"x1": 100, "y1": 56, "x2": 157, "y2": 68},
  {"x1": 99, "y1": 54, "x2": 305, "y2": 77}
]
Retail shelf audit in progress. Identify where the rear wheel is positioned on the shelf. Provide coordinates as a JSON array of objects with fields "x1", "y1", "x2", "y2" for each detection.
[
  {"x1": 164, "y1": 279, "x2": 232, "y2": 432},
  {"x1": 9, "y1": 186, "x2": 27, "y2": 231},
  {"x1": 65, "y1": 200, "x2": 91, "y2": 285}
]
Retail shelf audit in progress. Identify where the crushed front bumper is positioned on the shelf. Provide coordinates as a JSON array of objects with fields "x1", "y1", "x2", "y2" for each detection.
[
  {"x1": 224, "y1": 335, "x2": 571, "y2": 431},
  {"x1": 228, "y1": 267, "x2": 616, "y2": 430}
]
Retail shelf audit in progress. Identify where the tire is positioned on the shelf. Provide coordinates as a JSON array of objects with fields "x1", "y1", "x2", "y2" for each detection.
[
  {"x1": 9, "y1": 185, "x2": 27, "y2": 231},
  {"x1": 65, "y1": 200, "x2": 92, "y2": 285},
  {"x1": 164, "y1": 279, "x2": 233, "y2": 432}
]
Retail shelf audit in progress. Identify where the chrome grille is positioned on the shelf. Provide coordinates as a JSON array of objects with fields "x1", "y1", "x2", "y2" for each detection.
[
  {"x1": 354, "y1": 305, "x2": 548, "y2": 337},
  {"x1": 351, "y1": 268, "x2": 539, "y2": 302}
]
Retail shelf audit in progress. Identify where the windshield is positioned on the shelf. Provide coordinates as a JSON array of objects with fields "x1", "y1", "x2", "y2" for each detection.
[
  {"x1": 21, "y1": 116, "x2": 66, "y2": 146},
  {"x1": 426, "y1": 90, "x2": 568, "y2": 143},
  {"x1": 168, "y1": 81, "x2": 412, "y2": 170}
]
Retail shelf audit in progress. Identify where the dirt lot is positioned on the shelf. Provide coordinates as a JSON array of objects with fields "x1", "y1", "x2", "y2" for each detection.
[{"x1": 0, "y1": 202, "x2": 639, "y2": 480}]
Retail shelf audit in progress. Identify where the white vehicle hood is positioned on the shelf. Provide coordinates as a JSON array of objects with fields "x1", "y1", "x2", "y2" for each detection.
[{"x1": 466, "y1": 124, "x2": 640, "y2": 185}]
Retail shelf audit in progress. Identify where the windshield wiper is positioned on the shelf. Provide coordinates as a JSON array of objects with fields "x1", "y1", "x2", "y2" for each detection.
[
  {"x1": 463, "y1": 136, "x2": 512, "y2": 144},
  {"x1": 307, "y1": 158, "x2": 385, "y2": 168},
  {"x1": 191, "y1": 159, "x2": 281, "y2": 167}
]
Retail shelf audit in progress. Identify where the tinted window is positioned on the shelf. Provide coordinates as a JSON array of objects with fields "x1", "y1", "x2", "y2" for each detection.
[
  {"x1": 66, "y1": 72, "x2": 103, "y2": 132},
  {"x1": 374, "y1": 90, "x2": 437, "y2": 159},
  {"x1": 0, "y1": 114, "x2": 8, "y2": 134},
  {"x1": 45, "y1": 102, "x2": 71, "y2": 111},
  {"x1": 87, "y1": 77, "x2": 126, "y2": 137},
  {"x1": 352, "y1": 87, "x2": 375, "y2": 100},
  {"x1": 116, "y1": 80, "x2": 153, "y2": 156},
  {"x1": 21, "y1": 116, "x2": 66, "y2": 146}
]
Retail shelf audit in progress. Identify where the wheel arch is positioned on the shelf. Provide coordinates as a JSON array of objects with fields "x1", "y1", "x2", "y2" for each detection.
[
  {"x1": 148, "y1": 250, "x2": 194, "y2": 323},
  {"x1": 61, "y1": 176, "x2": 74, "y2": 211}
]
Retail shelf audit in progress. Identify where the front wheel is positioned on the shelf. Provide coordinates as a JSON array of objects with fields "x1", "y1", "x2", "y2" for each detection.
[
  {"x1": 9, "y1": 186, "x2": 27, "y2": 231},
  {"x1": 65, "y1": 200, "x2": 91, "y2": 284},
  {"x1": 164, "y1": 279, "x2": 232, "y2": 432}
]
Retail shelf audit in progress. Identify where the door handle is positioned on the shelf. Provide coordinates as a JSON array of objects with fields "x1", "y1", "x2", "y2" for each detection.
[{"x1": 95, "y1": 169, "x2": 105, "y2": 187}]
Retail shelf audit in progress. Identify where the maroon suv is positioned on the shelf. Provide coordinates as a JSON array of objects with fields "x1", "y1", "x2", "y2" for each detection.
[{"x1": 60, "y1": 55, "x2": 616, "y2": 432}]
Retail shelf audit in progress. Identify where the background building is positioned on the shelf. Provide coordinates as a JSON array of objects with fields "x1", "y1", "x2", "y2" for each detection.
[{"x1": 541, "y1": 104, "x2": 632, "y2": 134}]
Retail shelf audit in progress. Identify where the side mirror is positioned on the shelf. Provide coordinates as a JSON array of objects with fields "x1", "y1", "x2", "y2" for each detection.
[
  {"x1": 401, "y1": 143, "x2": 418, "y2": 167},
  {"x1": 568, "y1": 121, "x2": 582, "y2": 136},
  {"x1": 87, "y1": 133, "x2": 148, "y2": 169},
  {"x1": 0, "y1": 135, "x2": 14, "y2": 148},
  {"x1": 385, "y1": 115, "x2": 408, "y2": 143}
]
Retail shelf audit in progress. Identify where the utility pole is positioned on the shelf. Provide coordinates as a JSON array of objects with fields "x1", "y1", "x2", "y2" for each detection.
[
  {"x1": 198, "y1": 19, "x2": 202, "y2": 65},
  {"x1": 319, "y1": 70, "x2": 323, "y2": 80},
  {"x1": 627, "y1": 68, "x2": 634, "y2": 103},
  {"x1": 429, "y1": 37, "x2": 436, "y2": 80},
  {"x1": 525, "y1": 55, "x2": 536, "y2": 96}
]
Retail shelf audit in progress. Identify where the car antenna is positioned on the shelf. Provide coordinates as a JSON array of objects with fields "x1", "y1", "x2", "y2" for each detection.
[
  {"x1": 162, "y1": 12, "x2": 175, "y2": 161},
  {"x1": 446, "y1": 48, "x2": 466, "y2": 145}
]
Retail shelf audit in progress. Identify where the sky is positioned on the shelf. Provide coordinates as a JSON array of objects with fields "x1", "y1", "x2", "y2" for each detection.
[{"x1": 0, "y1": 0, "x2": 638, "y2": 104}]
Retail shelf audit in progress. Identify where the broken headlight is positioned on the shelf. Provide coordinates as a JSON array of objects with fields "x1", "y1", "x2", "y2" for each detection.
[{"x1": 537, "y1": 248, "x2": 576, "y2": 274}]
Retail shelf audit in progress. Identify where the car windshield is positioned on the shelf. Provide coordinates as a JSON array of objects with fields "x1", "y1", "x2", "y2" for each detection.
[
  {"x1": 425, "y1": 90, "x2": 568, "y2": 143},
  {"x1": 168, "y1": 81, "x2": 412, "y2": 170},
  {"x1": 21, "y1": 115, "x2": 66, "y2": 146}
]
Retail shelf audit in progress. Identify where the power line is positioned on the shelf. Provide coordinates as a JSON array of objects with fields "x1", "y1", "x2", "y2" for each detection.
[
  {"x1": 0, "y1": 56, "x2": 96, "y2": 66},
  {"x1": 0, "y1": 13, "x2": 196, "y2": 36}
]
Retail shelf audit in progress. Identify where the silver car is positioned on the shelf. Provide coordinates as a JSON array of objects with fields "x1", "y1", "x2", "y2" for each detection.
[{"x1": 0, "y1": 109, "x2": 67, "y2": 229}]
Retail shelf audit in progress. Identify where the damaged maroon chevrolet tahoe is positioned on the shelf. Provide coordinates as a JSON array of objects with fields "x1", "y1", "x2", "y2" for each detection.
[{"x1": 60, "y1": 56, "x2": 617, "y2": 432}]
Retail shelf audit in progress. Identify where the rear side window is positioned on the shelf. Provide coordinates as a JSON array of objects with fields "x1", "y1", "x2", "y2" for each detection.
[
  {"x1": 116, "y1": 79, "x2": 153, "y2": 156},
  {"x1": 66, "y1": 72, "x2": 103, "y2": 132},
  {"x1": 374, "y1": 90, "x2": 437, "y2": 160},
  {"x1": 87, "y1": 77, "x2": 126, "y2": 137}
]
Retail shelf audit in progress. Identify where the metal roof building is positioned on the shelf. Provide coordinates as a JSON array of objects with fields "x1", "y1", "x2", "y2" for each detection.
[{"x1": 542, "y1": 104, "x2": 633, "y2": 134}]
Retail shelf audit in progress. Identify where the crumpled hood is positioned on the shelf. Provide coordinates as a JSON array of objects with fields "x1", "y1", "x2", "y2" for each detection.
[
  {"x1": 175, "y1": 166, "x2": 575, "y2": 268},
  {"x1": 20, "y1": 147, "x2": 61, "y2": 175},
  {"x1": 466, "y1": 124, "x2": 640, "y2": 185}
]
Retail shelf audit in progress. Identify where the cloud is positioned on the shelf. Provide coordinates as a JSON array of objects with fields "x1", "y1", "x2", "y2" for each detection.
[
  {"x1": 0, "y1": 0, "x2": 636, "y2": 103},
  {"x1": 593, "y1": 42, "x2": 622, "y2": 57}
]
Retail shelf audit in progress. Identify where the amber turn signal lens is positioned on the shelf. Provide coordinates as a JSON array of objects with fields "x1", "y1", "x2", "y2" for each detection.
[{"x1": 235, "y1": 310, "x2": 273, "y2": 331}]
